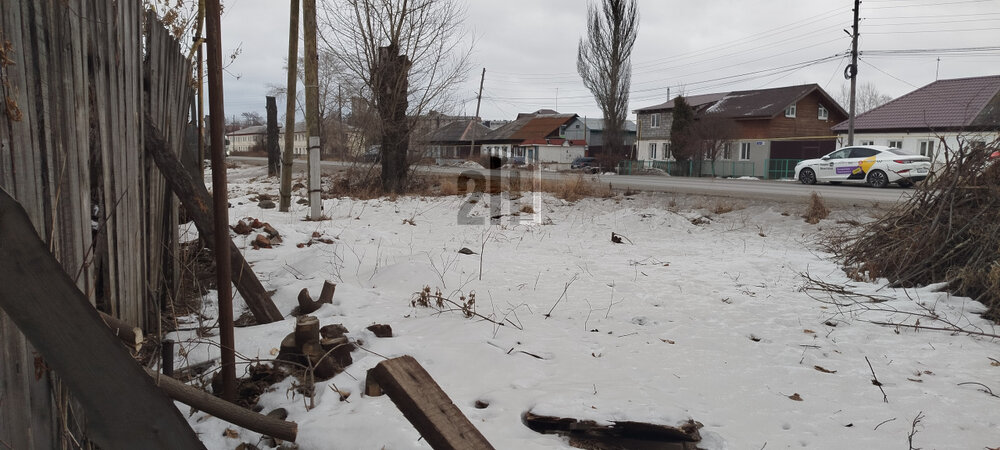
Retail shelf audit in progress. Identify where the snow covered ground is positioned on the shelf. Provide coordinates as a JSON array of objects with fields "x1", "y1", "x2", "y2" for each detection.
[{"x1": 173, "y1": 164, "x2": 999, "y2": 449}]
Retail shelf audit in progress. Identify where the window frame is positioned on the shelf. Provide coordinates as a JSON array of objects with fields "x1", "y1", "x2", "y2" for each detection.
[
  {"x1": 739, "y1": 142, "x2": 751, "y2": 160},
  {"x1": 650, "y1": 142, "x2": 658, "y2": 160},
  {"x1": 650, "y1": 113, "x2": 660, "y2": 128},
  {"x1": 887, "y1": 140, "x2": 903, "y2": 149},
  {"x1": 784, "y1": 104, "x2": 797, "y2": 118},
  {"x1": 818, "y1": 104, "x2": 829, "y2": 120}
]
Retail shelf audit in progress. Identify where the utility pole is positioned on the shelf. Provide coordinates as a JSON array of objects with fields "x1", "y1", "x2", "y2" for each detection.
[
  {"x1": 280, "y1": 0, "x2": 300, "y2": 212},
  {"x1": 303, "y1": 0, "x2": 322, "y2": 220},
  {"x1": 205, "y1": 0, "x2": 237, "y2": 403},
  {"x1": 470, "y1": 68, "x2": 485, "y2": 157},
  {"x1": 847, "y1": 0, "x2": 860, "y2": 146},
  {"x1": 474, "y1": 68, "x2": 485, "y2": 119}
]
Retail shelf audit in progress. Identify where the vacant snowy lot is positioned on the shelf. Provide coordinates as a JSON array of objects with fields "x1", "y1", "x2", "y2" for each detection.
[{"x1": 175, "y1": 165, "x2": 998, "y2": 449}]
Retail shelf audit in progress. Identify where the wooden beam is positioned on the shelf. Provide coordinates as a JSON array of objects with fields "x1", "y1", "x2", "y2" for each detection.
[
  {"x1": 144, "y1": 117, "x2": 283, "y2": 324},
  {"x1": 0, "y1": 188, "x2": 205, "y2": 449},
  {"x1": 144, "y1": 368, "x2": 297, "y2": 442},
  {"x1": 367, "y1": 356, "x2": 494, "y2": 450}
]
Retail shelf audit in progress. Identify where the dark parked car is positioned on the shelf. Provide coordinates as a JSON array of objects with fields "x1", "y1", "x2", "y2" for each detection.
[
  {"x1": 571, "y1": 157, "x2": 600, "y2": 174},
  {"x1": 362, "y1": 146, "x2": 381, "y2": 163}
]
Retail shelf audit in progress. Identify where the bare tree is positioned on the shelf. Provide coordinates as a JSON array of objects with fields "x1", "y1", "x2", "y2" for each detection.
[
  {"x1": 577, "y1": 0, "x2": 638, "y2": 168},
  {"x1": 690, "y1": 115, "x2": 739, "y2": 176},
  {"x1": 838, "y1": 82, "x2": 893, "y2": 114},
  {"x1": 319, "y1": 0, "x2": 472, "y2": 193},
  {"x1": 241, "y1": 111, "x2": 265, "y2": 127}
]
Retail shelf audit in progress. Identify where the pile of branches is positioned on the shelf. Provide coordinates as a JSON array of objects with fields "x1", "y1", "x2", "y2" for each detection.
[{"x1": 827, "y1": 139, "x2": 1000, "y2": 322}]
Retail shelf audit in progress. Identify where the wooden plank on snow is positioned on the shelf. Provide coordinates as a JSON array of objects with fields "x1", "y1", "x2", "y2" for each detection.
[{"x1": 367, "y1": 355, "x2": 494, "y2": 450}]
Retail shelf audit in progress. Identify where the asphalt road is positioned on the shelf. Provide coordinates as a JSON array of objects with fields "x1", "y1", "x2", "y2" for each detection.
[{"x1": 228, "y1": 156, "x2": 914, "y2": 207}]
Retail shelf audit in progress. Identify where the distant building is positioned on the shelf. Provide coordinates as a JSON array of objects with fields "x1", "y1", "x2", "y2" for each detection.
[
  {"x1": 479, "y1": 113, "x2": 585, "y2": 164},
  {"x1": 563, "y1": 117, "x2": 637, "y2": 157},
  {"x1": 226, "y1": 125, "x2": 267, "y2": 153},
  {"x1": 633, "y1": 84, "x2": 847, "y2": 178}
]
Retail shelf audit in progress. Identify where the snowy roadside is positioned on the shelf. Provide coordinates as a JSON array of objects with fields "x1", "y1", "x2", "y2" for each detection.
[{"x1": 174, "y1": 164, "x2": 998, "y2": 449}]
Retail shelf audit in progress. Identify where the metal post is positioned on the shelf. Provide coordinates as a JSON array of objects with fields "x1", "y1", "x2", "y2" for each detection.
[{"x1": 205, "y1": 0, "x2": 237, "y2": 403}]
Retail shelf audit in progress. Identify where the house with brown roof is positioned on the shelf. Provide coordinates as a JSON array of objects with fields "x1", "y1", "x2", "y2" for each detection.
[
  {"x1": 831, "y1": 75, "x2": 1000, "y2": 163},
  {"x1": 479, "y1": 113, "x2": 586, "y2": 164},
  {"x1": 633, "y1": 84, "x2": 847, "y2": 177},
  {"x1": 422, "y1": 119, "x2": 492, "y2": 162}
]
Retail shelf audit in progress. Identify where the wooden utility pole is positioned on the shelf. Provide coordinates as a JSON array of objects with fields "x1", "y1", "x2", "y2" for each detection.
[
  {"x1": 266, "y1": 96, "x2": 280, "y2": 176},
  {"x1": 280, "y1": 0, "x2": 300, "y2": 212},
  {"x1": 475, "y1": 68, "x2": 485, "y2": 119},
  {"x1": 303, "y1": 0, "x2": 322, "y2": 219},
  {"x1": 470, "y1": 68, "x2": 485, "y2": 157},
  {"x1": 847, "y1": 0, "x2": 860, "y2": 146},
  {"x1": 205, "y1": 0, "x2": 237, "y2": 403}
]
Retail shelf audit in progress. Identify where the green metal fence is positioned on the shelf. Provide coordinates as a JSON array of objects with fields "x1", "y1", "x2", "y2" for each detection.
[
  {"x1": 764, "y1": 159, "x2": 803, "y2": 180},
  {"x1": 617, "y1": 160, "x2": 756, "y2": 178}
]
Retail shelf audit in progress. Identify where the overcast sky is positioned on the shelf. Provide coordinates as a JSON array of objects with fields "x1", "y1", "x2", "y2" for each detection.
[{"x1": 219, "y1": 0, "x2": 1000, "y2": 121}]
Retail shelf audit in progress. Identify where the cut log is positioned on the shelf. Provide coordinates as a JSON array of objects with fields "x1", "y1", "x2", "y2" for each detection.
[
  {"x1": 144, "y1": 119, "x2": 282, "y2": 324},
  {"x1": 318, "y1": 280, "x2": 336, "y2": 303},
  {"x1": 294, "y1": 315, "x2": 320, "y2": 348},
  {"x1": 98, "y1": 310, "x2": 144, "y2": 352},
  {"x1": 145, "y1": 368, "x2": 297, "y2": 442},
  {"x1": 367, "y1": 355, "x2": 494, "y2": 450},
  {"x1": 296, "y1": 280, "x2": 336, "y2": 315}
]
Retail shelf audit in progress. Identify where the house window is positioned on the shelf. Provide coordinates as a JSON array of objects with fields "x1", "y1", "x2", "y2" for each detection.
[
  {"x1": 818, "y1": 104, "x2": 829, "y2": 120},
  {"x1": 650, "y1": 142, "x2": 658, "y2": 160},
  {"x1": 739, "y1": 142, "x2": 751, "y2": 160},
  {"x1": 722, "y1": 143, "x2": 732, "y2": 160},
  {"x1": 860, "y1": 140, "x2": 874, "y2": 146},
  {"x1": 663, "y1": 143, "x2": 672, "y2": 160},
  {"x1": 919, "y1": 140, "x2": 936, "y2": 160},
  {"x1": 785, "y1": 104, "x2": 796, "y2": 118},
  {"x1": 651, "y1": 113, "x2": 660, "y2": 128},
  {"x1": 887, "y1": 140, "x2": 903, "y2": 149}
]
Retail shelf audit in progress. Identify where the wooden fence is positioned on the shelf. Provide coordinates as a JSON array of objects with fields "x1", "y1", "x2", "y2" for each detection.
[{"x1": 0, "y1": 0, "x2": 194, "y2": 446}]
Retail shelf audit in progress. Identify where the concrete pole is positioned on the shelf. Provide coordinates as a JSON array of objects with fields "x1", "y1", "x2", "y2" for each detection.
[{"x1": 847, "y1": 0, "x2": 860, "y2": 146}]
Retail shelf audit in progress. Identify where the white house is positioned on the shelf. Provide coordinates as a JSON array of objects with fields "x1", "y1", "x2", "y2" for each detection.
[{"x1": 832, "y1": 75, "x2": 1000, "y2": 165}]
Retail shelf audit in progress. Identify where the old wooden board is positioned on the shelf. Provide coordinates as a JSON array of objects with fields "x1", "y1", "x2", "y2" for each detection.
[
  {"x1": 523, "y1": 411, "x2": 703, "y2": 450},
  {"x1": 0, "y1": 188, "x2": 204, "y2": 449},
  {"x1": 367, "y1": 355, "x2": 494, "y2": 450}
]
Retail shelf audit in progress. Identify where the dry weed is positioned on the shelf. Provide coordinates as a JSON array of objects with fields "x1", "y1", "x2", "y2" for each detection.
[
  {"x1": 803, "y1": 192, "x2": 830, "y2": 224},
  {"x1": 828, "y1": 139, "x2": 1000, "y2": 322}
]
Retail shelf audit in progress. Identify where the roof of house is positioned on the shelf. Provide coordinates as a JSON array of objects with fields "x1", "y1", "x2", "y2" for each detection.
[
  {"x1": 423, "y1": 119, "x2": 491, "y2": 143},
  {"x1": 571, "y1": 117, "x2": 637, "y2": 132},
  {"x1": 832, "y1": 75, "x2": 1000, "y2": 131},
  {"x1": 704, "y1": 84, "x2": 845, "y2": 119},
  {"x1": 486, "y1": 114, "x2": 577, "y2": 141},
  {"x1": 633, "y1": 93, "x2": 729, "y2": 113},
  {"x1": 227, "y1": 125, "x2": 268, "y2": 136},
  {"x1": 519, "y1": 138, "x2": 587, "y2": 146}
]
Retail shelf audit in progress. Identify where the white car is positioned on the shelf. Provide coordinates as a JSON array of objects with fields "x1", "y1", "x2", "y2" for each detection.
[{"x1": 794, "y1": 145, "x2": 931, "y2": 188}]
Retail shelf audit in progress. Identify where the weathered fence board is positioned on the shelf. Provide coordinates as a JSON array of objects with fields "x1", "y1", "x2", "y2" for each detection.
[
  {"x1": 0, "y1": 188, "x2": 205, "y2": 448},
  {"x1": 1, "y1": 0, "x2": 199, "y2": 446}
]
